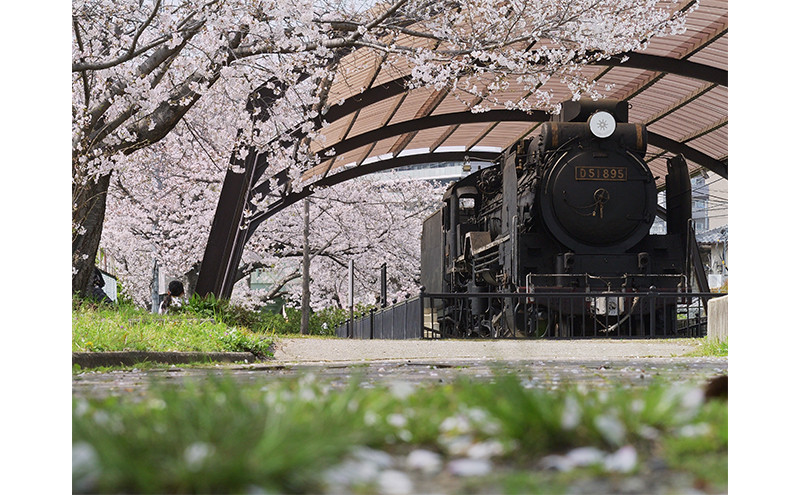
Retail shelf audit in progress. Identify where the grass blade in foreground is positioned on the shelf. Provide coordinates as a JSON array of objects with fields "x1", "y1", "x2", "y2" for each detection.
[{"x1": 73, "y1": 374, "x2": 727, "y2": 494}]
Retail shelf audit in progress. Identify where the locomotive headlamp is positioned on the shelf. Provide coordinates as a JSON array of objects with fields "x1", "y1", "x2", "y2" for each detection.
[{"x1": 588, "y1": 110, "x2": 616, "y2": 138}]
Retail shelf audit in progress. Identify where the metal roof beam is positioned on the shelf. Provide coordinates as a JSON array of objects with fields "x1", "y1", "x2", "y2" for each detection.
[
  {"x1": 319, "y1": 55, "x2": 726, "y2": 129},
  {"x1": 647, "y1": 132, "x2": 728, "y2": 179},
  {"x1": 245, "y1": 150, "x2": 500, "y2": 237},
  {"x1": 597, "y1": 52, "x2": 727, "y2": 87},
  {"x1": 315, "y1": 109, "x2": 549, "y2": 161}
]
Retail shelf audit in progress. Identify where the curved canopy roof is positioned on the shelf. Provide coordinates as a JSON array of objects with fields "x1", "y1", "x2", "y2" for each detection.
[
  {"x1": 304, "y1": 0, "x2": 727, "y2": 188},
  {"x1": 197, "y1": 0, "x2": 728, "y2": 298}
]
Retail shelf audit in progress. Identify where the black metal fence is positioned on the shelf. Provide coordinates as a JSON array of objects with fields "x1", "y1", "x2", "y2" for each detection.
[
  {"x1": 337, "y1": 290, "x2": 726, "y2": 340},
  {"x1": 335, "y1": 296, "x2": 422, "y2": 339}
]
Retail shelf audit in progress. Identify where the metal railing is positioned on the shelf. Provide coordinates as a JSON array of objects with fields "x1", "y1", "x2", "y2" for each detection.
[
  {"x1": 338, "y1": 290, "x2": 726, "y2": 340},
  {"x1": 335, "y1": 296, "x2": 422, "y2": 339}
]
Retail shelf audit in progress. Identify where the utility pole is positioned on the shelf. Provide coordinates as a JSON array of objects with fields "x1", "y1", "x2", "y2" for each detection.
[
  {"x1": 348, "y1": 259, "x2": 354, "y2": 338},
  {"x1": 301, "y1": 197, "x2": 311, "y2": 334},
  {"x1": 380, "y1": 262, "x2": 387, "y2": 308},
  {"x1": 151, "y1": 259, "x2": 160, "y2": 314}
]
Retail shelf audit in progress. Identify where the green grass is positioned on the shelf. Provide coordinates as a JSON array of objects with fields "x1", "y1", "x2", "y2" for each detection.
[
  {"x1": 72, "y1": 299, "x2": 272, "y2": 357},
  {"x1": 684, "y1": 337, "x2": 728, "y2": 357},
  {"x1": 73, "y1": 374, "x2": 727, "y2": 494}
]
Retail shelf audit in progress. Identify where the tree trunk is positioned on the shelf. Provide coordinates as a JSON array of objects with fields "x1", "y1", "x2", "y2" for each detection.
[{"x1": 72, "y1": 171, "x2": 112, "y2": 297}]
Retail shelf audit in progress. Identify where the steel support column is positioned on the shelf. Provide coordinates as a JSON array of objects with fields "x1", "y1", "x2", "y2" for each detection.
[{"x1": 194, "y1": 148, "x2": 259, "y2": 298}]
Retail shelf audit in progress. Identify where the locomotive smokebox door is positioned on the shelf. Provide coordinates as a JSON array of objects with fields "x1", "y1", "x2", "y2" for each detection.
[{"x1": 538, "y1": 125, "x2": 656, "y2": 253}]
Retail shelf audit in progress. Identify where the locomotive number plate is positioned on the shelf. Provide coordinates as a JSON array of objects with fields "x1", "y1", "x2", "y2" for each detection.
[{"x1": 575, "y1": 166, "x2": 627, "y2": 181}]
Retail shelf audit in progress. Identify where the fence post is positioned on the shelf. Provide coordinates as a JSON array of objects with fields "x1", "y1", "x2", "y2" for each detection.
[
  {"x1": 369, "y1": 308, "x2": 375, "y2": 340},
  {"x1": 649, "y1": 286, "x2": 656, "y2": 337},
  {"x1": 419, "y1": 288, "x2": 426, "y2": 339}
]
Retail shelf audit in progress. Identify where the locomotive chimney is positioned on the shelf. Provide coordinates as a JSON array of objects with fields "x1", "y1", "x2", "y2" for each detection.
[{"x1": 556, "y1": 99, "x2": 629, "y2": 123}]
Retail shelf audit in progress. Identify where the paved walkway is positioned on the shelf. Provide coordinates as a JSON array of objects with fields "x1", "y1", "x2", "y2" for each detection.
[
  {"x1": 72, "y1": 338, "x2": 702, "y2": 368},
  {"x1": 270, "y1": 338, "x2": 702, "y2": 363}
]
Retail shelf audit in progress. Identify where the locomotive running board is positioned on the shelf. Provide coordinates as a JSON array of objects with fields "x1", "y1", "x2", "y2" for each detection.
[{"x1": 472, "y1": 234, "x2": 510, "y2": 256}]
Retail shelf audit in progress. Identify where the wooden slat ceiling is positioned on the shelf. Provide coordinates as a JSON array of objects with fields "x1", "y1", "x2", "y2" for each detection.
[{"x1": 307, "y1": 0, "x2": 728, "y2": 187}]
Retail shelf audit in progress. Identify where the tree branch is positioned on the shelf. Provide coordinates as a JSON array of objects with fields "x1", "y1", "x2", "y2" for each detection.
[
  {"x1": 72, "y1": 19, "x2": 91, "y2": 107},
  {"x1": 72, "y1": 0, "x2": 164, "y2": 72}
]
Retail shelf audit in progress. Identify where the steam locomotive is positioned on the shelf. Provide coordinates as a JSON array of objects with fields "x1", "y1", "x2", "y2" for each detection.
[{"x1": 421, "y1": 99, "x2": 694, "y2": 338}]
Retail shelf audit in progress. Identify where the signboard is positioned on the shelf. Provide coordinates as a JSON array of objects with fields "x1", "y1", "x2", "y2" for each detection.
[{"x1": 575, "y1": 166, "x2": 627, "y2": 181}]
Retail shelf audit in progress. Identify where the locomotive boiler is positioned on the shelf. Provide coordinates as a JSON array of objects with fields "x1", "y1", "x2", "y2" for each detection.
[{"x1": 421, "y1": 99, "x2": 694, "y2": 338}]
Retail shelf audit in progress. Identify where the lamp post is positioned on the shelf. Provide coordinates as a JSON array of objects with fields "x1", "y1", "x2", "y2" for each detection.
[{"x1": 348, "y1": 259, "x2": 354, "y2": 338}]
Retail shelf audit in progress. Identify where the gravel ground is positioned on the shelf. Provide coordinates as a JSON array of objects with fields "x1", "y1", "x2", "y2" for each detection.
[{"x1": 73, "y1": 338, "x2": 726, "y2": 399}]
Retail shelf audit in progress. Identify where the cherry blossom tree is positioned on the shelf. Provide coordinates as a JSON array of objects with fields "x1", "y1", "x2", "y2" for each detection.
[
  {"x1": 73, "y1": 0, "x2": 691, "y2": 297},
  {"x1": 235, "y1": 174, "x2": 445, "y2": 310},
  {"x1": 103, "y1": 145, "x2": 444, "y2": 308}
]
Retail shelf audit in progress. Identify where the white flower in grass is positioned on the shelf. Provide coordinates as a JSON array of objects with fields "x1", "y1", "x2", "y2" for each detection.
[
  {"x1": 352, "y1": 447, "x2": 394, "y2": 469},
  {"x1": 630, "y1": 398, "x2": 645, "y2": 414},
  {"x1": 466, "y1": 440, "x2": 506, "y2": 459},
  {"x1": 387, "y1": 413, "x2": 407, "y2": 429},
  {"x1": 465, "y1": 407, "x2": 490, "y2": 424},
  {"x1": 364, "y1": 410, "x2": 378, "y2": 426},
  {"x1": 298, "y1": 386, "x2": 315, "y2": 402},
  {"x1": 594, "y1": 413, "x2": 626, "y2": 446},
  {"x1": 378, "y1": 470, "x2": 413, "y2": 495},
  {"x1": 540, "y1": 446, "x2": 605, "y2": 472},
  {"x1": 323, "y1": 459, "x2": 379, "y2": 486},
  {"x1": 604, "y1": 445, "x2": 638, "y2": 473},
  {"x1": 561, "y1": 395, "x2": 581, "y2": 430},
  {"x1": 678, "y1": 423, "x2": 711, "y2": 438},
  {"x1": 92, "y1": 410, "x2": 110, "y2": 426},
  {"x1": 406, "y1": 449, "x2": 442, "y2": 474},
  {"x1": 324, "y1": 447, "x2": 393, "y2": 488},
  {"x1": 73, "y1": 442, "x2": 100, "y2": 492},
  {"x1": 448, "y1": 458, "x2": 492, "y2": 477},
  {"x1": 441, "y1": 434, "x2": 474, "y2": 456},
  {"x1": 388, "y1": 381, "x2": 416, "y2": 400},
  {"x1": 638, "y1": 425, "x2": 660, "y2": 440},
  {"x1": 184, "y1": 442, "x2": 215, "y2": 471},
  {"x1": 678, "y1": 387, "x2": 705, "y2": 420},
  {"x1": 566, "y1": 446, "x2": 606, "y2": 467},
  {"x1": 440, "y1": 414, "x2": 471, "y2": 435},
  {"x1": 74, "y1": 399, "x2": 90, "y2": 417}
]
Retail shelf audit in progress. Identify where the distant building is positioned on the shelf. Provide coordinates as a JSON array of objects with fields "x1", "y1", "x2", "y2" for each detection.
[
  {"x1": 696, "y1": 225, "x2": 728, "y2": 290},
  {"x1": 651, "y1": 171, "x2": 728, "y2": 236},
  {"x1": 650, "y1": 170, "x2": 728, "y2": 290}
]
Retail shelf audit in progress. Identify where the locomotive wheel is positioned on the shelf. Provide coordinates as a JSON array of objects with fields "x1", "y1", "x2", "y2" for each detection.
[
  {"x1": 554, "y1": 313, "x2": 582, "y2": 338},
  {"x1": 500, "y1": 301, "x2": 555, "y2": 338},
  {"x1": 500, "y1": 300, "x2": 525, "y2": 338},
  {"x1": 528, "y1": 307, "x2": 552, "y2": 338}
]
